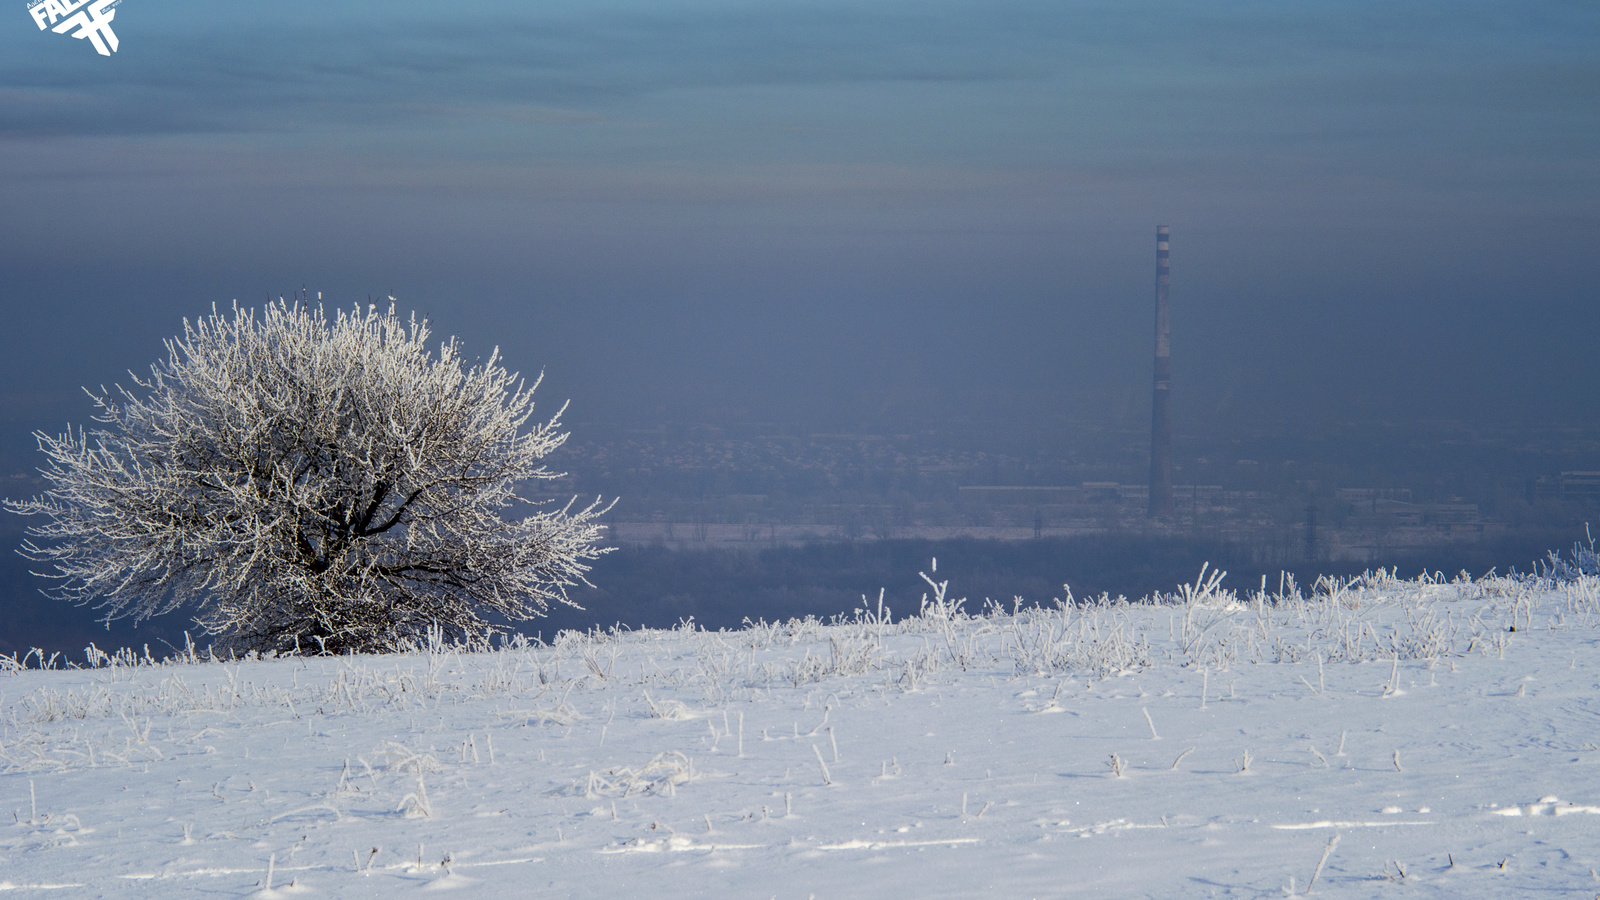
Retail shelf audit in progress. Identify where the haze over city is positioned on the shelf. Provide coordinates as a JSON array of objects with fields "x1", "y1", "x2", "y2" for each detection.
[{"x1": 2, "y1": 0, "x2": 1598, "y2": 650}]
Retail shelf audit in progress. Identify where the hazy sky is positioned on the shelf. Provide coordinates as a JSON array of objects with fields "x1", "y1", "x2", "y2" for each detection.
[{"x1": 2, "y1": 0, "x2": 1597, "y2": 470}]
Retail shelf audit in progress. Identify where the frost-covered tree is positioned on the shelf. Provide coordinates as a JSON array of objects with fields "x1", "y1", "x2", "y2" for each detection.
[{"x1": 5, "y1": 300, "x2": 611, "y2": 654}]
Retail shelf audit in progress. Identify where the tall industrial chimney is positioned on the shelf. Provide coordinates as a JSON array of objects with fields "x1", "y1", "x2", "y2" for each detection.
[{"x1": 1149, "y1": 225, "x2": 1174, "y2": 520}]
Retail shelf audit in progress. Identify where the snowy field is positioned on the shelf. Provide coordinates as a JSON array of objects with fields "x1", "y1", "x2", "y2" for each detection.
[{"x1": 5, "y1": 565, "x2": 1600, "y2": 898}]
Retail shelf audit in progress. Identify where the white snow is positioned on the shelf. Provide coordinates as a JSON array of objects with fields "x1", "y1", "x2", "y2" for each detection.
[{"x1": 5, "y1": 568, "x2": 1600, "y2": 897}]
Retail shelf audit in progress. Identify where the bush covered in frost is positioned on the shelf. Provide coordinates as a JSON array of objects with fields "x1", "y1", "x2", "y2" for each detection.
[{"x1": 5, "y1": 300, "x2": 611, "y2": 654}]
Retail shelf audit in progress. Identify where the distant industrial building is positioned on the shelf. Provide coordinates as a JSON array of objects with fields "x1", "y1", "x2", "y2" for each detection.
[{"x1": 1527, "y1": 471, "x2": 1600, "y2": 503}]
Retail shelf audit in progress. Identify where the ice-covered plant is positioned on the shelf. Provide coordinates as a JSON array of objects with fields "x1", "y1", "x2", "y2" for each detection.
[
  {"x1": 1539, "y1": 527, "x2": 1599, "y2": 583},
  {"x1": 5, "y1": 299, "x2": 611, "y2": 654}
]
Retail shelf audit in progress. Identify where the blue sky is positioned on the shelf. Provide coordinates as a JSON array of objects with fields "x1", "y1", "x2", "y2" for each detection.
[{"x1": 1, "y1": 0, "x2": 1597, "y2": 459}]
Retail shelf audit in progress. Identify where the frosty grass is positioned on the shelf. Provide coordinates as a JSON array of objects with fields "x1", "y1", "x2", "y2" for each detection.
[{"x1": 5, "y1": 566, "x2": 1600, "y2": 897}]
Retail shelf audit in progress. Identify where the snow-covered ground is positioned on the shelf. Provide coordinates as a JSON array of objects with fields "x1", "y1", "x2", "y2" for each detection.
[{"x1": 5, "y1": 565, "x2": 1600, "y2": 897}]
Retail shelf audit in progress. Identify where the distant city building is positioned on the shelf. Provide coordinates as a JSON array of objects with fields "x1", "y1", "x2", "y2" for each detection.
[
  {"x1": 1559, "y1": 471, "x2": 1600, "y2": 501},
  {"x1": 1528, "y1": 472, "x2": 1600, "y2": 503},
  {"x1": 1335, "y1": 487, "x2": 1414, "y2": 505}
]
